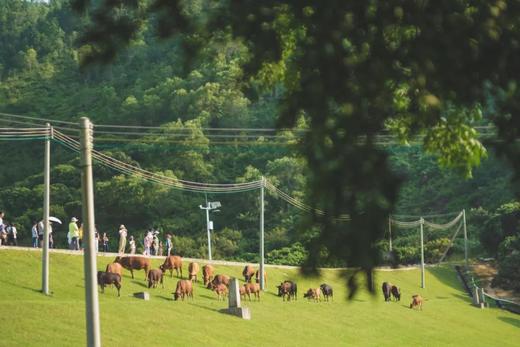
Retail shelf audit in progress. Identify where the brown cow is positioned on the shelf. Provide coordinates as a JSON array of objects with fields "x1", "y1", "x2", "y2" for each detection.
[
  {"x1": 97, "y1": 271, "x2": 121, "y2": 297},
  {"x1": 147, "y1": 269, "x2": 164, "y2": 289},
  {"x1": 188, "y1": 262, "x2": 200, "y2": 282},
  {"x1": 106, "y1": 262, "x2": 123, "y2": 278},
  {"x1": 277, "y1": 281, "x2": 297, "y2": 301},
  {"x1": 243, "y1": 283, "x2": 261, "y2": 301},
  {"x1": 410, "y1": 294, "x2": 423, "y2": 310},
  {"x1": 207, "y1": 274, "x2": 230, "y2": 289},
  {"x1": 242, "y1": 265, "x2": 255, "y2": 283},
  {"x1": 159, "y1": 255, "x2": 183, "y2": 278},
  {"x1": 239, "y1": 285, "x2": 246, "y2": 300},
  {"x1": 114, "y1": 256, "x2": 150, "y2": 280},
  {"x1": 173, "y1": 279, "x2": 193, "y2": 301},
  {"x1": 255, "y1": 270, "x2": 267, "y2": 287},
  {"x1": 213, "y1": 283, "x2": 228, "y2": 301},
  {"x1": 303, "y1": 287, "x2": 321, "y2": 302},
  {"x1": 202, "y1": 264, "x2": 214, "y2": 286}
]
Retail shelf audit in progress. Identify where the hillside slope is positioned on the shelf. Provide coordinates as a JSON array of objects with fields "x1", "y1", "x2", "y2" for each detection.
[{"x1": 0, "y1": 249, "x2": 518, "y2": 347}]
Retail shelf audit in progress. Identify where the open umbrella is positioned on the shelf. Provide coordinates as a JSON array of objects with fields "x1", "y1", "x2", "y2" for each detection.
[{"x1": 48, "y1": 216, "x2": 62, "y2": 225}]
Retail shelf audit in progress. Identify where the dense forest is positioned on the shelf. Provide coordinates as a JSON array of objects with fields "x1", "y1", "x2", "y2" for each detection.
[{"x1": 0, "y1": 1, "x2": 518, "y2": 289}]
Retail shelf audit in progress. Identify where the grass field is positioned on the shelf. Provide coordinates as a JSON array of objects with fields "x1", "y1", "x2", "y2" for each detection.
[{"x1": 0, "y1": 249, "x2": 518, "y2": 347}]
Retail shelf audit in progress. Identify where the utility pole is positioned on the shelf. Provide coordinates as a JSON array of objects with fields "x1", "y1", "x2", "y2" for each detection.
[
  {"x1": 259, "y1": 177, "x2": 265, "y2": 290},
  {"x1": 41, "y1": 123, "x2": 51, "y2": 295},
  {"x1": 463, "y1": 209, "x2": 468, "y2": 269},
  {"x1": 79, "y1": 117, "x2": 101, "y2": 347},
  {"x1": 420, "y1": 217, "x2": 425, "y2": 289}
]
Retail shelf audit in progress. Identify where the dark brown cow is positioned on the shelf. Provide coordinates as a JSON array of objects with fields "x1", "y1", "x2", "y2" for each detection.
[
  {"x1": 159, "y1": 255, "x2": 183, "y2": 278},
  {"x1": 243, "y1": 283, "x2": 261, "y2": 301},
  {"x1": 320, "y1": 284, "x2": 333, "y2": 301},
  {"x1": 97, "y1": 271, "x2": 121, "y2": 297},
  {"x1": 202, "y1": 264, "x2": 214, "y2": 286},
  {"x1": 207, "y1": 274, "x2": 230, "y2": 289},
  {"x1": 213, "y1": 283, "x2": 228, "y2": 301},
  {"x1": 174, "y1": 279, "x2": 193, "y2": 301},
  {"x1": 382, "y1": 282, "x2": 393, "y2": 302},
  {"x1": 391, "y1": 285, "x2": 401, "y2": 301},
  {"x1": 188, "y1": 262, "x2": 200, "y2": 282},
  {"x1": 106, "y1": 262, "x2": 123, "y2": 278},
  {"x1": 255, "y1": 270, "x2": 267, "y2": 287},
  {"x1": 410, "y1": 294, "x2": 423, "y2": 310},
  {"x1": 114, "y1": 256, "x2": 151, "y2": 280},
  {"x1": 277, "y1": 281, "x2": 297, "y2": 301},
  {"x1": 242, "y1": 265, "x2": 255, "y2": 283},
  {"x1": 147, "y1": 269, "x2": 164, "y2": 289}
]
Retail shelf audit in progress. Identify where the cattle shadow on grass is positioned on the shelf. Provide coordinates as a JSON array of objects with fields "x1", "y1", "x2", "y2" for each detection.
[
  {"x1": 157, "y1": 295, "x2": 172, "y2": 301},
  {"x1": 188, "y1": 302, "x2": 220, "y2": 313},
  {"x1": 498, "y1": 316, "x2": 520, "y2": 328},
  {"x1": 132, "y1": 280, "x2": 148, "y2": 288}
]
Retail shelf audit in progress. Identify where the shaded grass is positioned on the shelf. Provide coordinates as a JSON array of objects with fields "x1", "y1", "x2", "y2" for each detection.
[{"x1": 0, "y1": 250, "x2": 518, "y2": 347}]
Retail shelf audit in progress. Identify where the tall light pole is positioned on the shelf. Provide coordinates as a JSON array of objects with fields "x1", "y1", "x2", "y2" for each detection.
[{"x1": 199, "y1": 201, "x2": 221, "y2": 261}]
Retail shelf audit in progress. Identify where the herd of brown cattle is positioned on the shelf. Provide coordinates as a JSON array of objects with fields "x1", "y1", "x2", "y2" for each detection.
[{"x1": 97, "y1": 255, "x2": 424, "y2": 309}]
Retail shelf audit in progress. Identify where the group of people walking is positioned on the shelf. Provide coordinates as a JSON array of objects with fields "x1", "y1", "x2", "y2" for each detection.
[{"x1": 1, "y1": 211, "x2": 174, "y2": 256}]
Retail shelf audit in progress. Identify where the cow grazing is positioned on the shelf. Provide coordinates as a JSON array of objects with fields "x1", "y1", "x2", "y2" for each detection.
[
  {"x1": 382, "y1": 282, "x2": 393, "y2": 302},
  {"x1": 239, "y1": 285, "x2": 246, "y2": 300},
  {"x1": 213, "y1": 283, "x2": 228, "y2": 301},
  {"x1": 114, "y1": 256, "x2": 151, "y2": 280},
  {"x1": 243, "y1": 283, "x2": 261, "y2": 301},
  {"x1": 277, "y1": 281, "x2": 297, "y2": 301},
  {"x1": 303, "y1": 288, "x2": 322, "y2": 302},
  {"x1": 320, "y1": 284, "x2": 333, "y2": 301},
  {"x1": 147, "y1": 269, "x2": 164, "y2": 289},
  {"x1": 410, "y1": 294, "x2": 423, "y2": 310},
  {"x1": 391, "y1": 285, "x2": 401, "y2": 301},
  {"x1": 202, "y1": 264, "x2": 214, "y2": 286},
  {"x1": 255, "y1": 270, "x2": 267, "y2": 287},
  {"x1": 242, "y1": 265, "x2": 255, "y2": 283},
  {"x1": 173, "y1": 280, "x2": 193, "y2": 301},
  {"x1": 106, "y1": 262, "x2": 123, "y2": 278},
  {"x1": 160, "y1": 255, "x2": 183, "y2": 278},
  {"x1": 188, "y1": 262, "x2": 200, "y2": 282},
  {"x1": 97, "y1": 271, "x2": 121, "y2": 297},
  {"x1": 207, "y1": 274, "x2": 230, "y2": 289}
]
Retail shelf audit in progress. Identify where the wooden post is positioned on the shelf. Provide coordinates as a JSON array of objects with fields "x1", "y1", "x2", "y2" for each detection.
[
  {"x1": 41, "y1": 123, "x2": 51, "y2": 295},
  {"x1": 80, "y1": 117, "x2": 101, "y2": 347}
]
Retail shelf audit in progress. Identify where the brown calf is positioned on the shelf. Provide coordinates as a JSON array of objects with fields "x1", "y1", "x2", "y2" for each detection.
[
  {"x1": 188, "y1": 262, "x2": 200, "y2": 282},
  {"x1": 173, "y1": 279, "x2": 193, "y2": 301},
  {"x1": 207, "y1": 274, "x2": 230, "y2": 289},
  {"x1": 214, "y1": 283, "x2": 228, "y2": 301},
  {"x1": 243, "y1": 283, "x2": 261, "y2": 301},
  {"x1": 410, "y1": 294, "x2": 423, "y2": 310},
  {"x1": 303, "y1": 288, "x2": 322, "y2": 302},
  {"x1": 202, "y1": 264, "x2": 214, "y2": 286},
  {"x1": 160, "y1": 255, "x2": 183, "y2": 278},
  {"x1": 147, "y1": 269, "x2": 164, "y2": 289}
]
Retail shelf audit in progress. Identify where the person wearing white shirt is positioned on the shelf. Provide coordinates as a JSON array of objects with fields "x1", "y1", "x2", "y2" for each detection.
[{"x1": 118, "y1": 224, "x2": 128, "y2": 254}]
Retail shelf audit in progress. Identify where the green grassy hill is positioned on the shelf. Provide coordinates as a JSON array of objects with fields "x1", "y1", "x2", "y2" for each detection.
[{"x1": 0, "y1": 249, "x2": 518, "y2": 347}]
